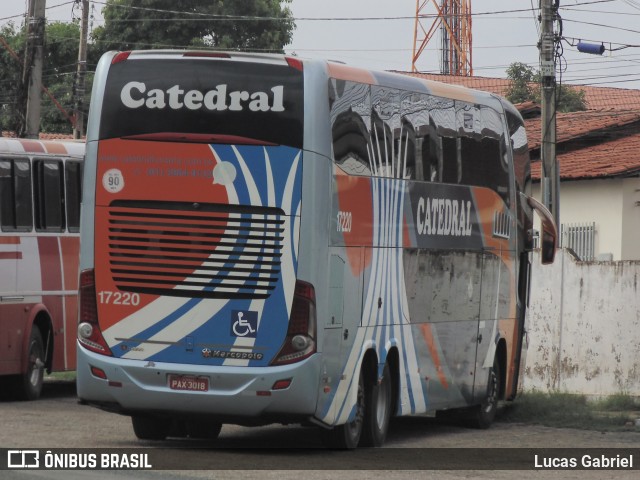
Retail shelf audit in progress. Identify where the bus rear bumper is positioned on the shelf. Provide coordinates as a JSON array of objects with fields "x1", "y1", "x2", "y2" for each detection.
[{"x1": 76, "y1": 344, "x2": 321, "y2": 423}]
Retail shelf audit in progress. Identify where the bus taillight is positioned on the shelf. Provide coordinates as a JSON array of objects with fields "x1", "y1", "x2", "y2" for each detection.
[
  {"x1": 78, "y1": 269, "x2": 113, "y2": 356},
  {"x1": 183, "y1": 51, "x2": 231, "y2": 59},
  {"x1": 111, "y1": 51, "x2": 131, "y2": 64},
  {"x1": 285, "y1": 56, "x2": 303, "y2": 71},
  {"x1": 272, "y1": 280, "x2": 316, "y2": 365}
]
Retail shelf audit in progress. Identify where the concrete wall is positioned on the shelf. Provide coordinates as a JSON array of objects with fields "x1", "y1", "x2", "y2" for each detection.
[{"x1": 523, "y1": 249, "x2": 640, "y2": 397}]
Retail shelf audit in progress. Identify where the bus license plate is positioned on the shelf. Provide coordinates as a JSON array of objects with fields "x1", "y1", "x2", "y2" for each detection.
[{"x1": 168, "y1": 375, "x2": 209, "y2": 392}]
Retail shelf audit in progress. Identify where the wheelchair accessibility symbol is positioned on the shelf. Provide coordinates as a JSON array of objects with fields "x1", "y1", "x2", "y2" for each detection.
[{"x1": 231, "y1": 310, "x2": 258, "y2": 338}]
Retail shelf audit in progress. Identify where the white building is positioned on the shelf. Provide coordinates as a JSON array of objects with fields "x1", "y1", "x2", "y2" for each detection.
[{"x1": 528, "y1": 110, "x2": 640, "y2": 261}]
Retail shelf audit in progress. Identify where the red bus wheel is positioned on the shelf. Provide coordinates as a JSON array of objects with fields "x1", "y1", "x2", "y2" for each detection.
[{"x1": 16, "y1": 328, "x2": 45, "y2": 401}]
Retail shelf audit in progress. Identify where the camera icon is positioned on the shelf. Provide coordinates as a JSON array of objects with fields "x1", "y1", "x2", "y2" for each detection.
[{"x1": 7, "y1": 450, "x2": 40, "y2": 469}]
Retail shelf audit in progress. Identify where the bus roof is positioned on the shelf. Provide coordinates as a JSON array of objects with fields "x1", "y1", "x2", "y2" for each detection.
[
  {"x1": 0, "y1": 138, "x2": 85, "y2": 157},
  {"x1": 325, "y1": 61, "x2": 504, "y2": 108},
  {"x1": 105, "y1": 50, "x2": 506, "y2": 111}
]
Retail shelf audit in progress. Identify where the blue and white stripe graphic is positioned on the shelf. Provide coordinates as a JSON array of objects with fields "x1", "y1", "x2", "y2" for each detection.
[
  {"x1": 103, "y1": 145, "x2": 302, "y2": 367},
  {"x1": 321, "y1": 127, "x2": 428, "y2": 425}
]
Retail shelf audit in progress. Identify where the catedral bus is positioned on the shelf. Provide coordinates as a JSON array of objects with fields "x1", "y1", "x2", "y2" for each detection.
[
  {"x1": 76, "y1": 50, "x2": 557, "y2": 448},
  {"x1": 0, "y1": 138, "x2": 84, "y2": 400}
]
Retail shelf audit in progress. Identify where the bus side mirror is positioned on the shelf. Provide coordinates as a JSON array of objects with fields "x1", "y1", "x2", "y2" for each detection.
[{"x1": 526, "y1": 195, "x2": 557, "y2": 265}]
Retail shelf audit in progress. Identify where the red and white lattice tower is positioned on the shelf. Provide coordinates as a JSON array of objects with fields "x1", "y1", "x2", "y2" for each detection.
[{"x1": 411, "y1": 0, "x2": 472, "y2": 75}]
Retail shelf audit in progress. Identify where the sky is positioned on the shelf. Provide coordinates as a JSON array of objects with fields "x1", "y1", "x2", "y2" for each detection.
[{"x1": 1, "y1": 0, "x2": 640, "y2": 89}]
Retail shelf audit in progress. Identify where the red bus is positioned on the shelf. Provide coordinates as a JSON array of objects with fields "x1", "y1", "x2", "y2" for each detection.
[{"x1": 0, "y1": 137, "x2": 84, "y2": 400}]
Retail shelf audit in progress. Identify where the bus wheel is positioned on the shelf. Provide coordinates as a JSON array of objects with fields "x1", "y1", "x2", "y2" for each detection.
[
  {"x1": 468, "y1": 357, "x2": 500, "y2": 429},
  {"x1": 16, "y1": 328, "x2": 45, "y2": 400},
  {"x1": 361, "y1": 362, "x2": 393, "y2": 447},
  {"x1": 322, "y1": 369, "x2": 365, "y2": 449},
  {"x1": 131, "y1": 415, "x2": 169, "y2": 440},
  {"x1": 185, "y1": 419, "x2": 222, "y2": 440}
]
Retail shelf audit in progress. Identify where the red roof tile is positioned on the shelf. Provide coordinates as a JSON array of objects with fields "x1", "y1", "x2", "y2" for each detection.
[
  {"x1": 398, "y1": 72, "x2": 640, "y2": 111},
  {"x1": 525, "y1": 110, "x2": 640, "y2": 151},
  {"x1": 2, "y1": 131, "x2": 76, "y2": 140},
  {"x1": 531, "y1": 132, "x2": 640, "y2": 181},
  {"x1": 39, "y1": 132, "x2": 75, "y2": 140}
]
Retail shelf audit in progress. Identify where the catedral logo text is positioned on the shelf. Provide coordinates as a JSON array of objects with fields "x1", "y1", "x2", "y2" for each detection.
[
  {"x1": 120, "y1": 82, "x2": 286, "y2": 112},
  {"x1": 415, "y1": 197, "x2": 473, "y2": 237}
]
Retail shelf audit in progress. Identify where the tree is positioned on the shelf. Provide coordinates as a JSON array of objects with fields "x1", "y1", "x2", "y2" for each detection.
[
  {"x1": 556, "y1": 84, "x2": 588, "y2": 113},
  {"x1": 0, "y1": 20, "x2": 96, "y2": 135},
  {"x1": 505, "y1": 62, "x2": 587, "y2": 113},
  {"x1": 505, "y1": 62, "x2": 540, "y2": 105},
  {"x1": 0, "y1": 22, "x2": 26, "y2": 133},
  {"x1": 0, "y1": 1, "x2": 295, "y2": 135},
  {"x1": 40, "y1": 21, "x2": 90, "y2": 134},
  {"x1": 92, "y1": 0, "x2": 295, "y2": 53}
]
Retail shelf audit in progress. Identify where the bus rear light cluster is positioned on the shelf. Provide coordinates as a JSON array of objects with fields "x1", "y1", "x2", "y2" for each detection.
[
  {"x1": 78, "y1": 269, "x2": 113, "y2": 356},
  {"x1": 183, "y1": 51, "x2": 231, "y2": 59},
  {"x1": 271, "y1": 280, "x2": 316, "y2": 365},
  {"x1": 111, "y1": 51, "x2": 131, "y2": 64},
  {"x1": 285, "y1": 56, "x2": 303, "y2": 71},
  {"x1": 90, "y1": 365, "x2": 107, "y2": 380}
]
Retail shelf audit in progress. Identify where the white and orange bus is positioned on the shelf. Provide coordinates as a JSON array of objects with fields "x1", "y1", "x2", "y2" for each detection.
[
  {"x1": 76, "y1": 51, "x2": 556, "y2": 447},
  {"x1": 0, "y1": 137, "x2": 84, "y2": 400}
]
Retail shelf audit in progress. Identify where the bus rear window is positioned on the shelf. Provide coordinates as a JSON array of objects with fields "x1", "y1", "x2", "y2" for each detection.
[
  {"x1": 0, "y1": 159, "x2": 33, "y2": 232},
  {"x1": 100, "y1": 59, "x2": 304, "y2": 148},
  {"x1": 33, "y1": 159, "x2": 65, "y2": 232},
  {"x1": 65, "y1": 161, "x2": 83, "y2": 233}
]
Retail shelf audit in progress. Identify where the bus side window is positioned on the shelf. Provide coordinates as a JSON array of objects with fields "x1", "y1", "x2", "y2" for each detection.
[
  {"x1": 371, "y1": 110, "x2": 393, "y2": 177},
  {"x1": 459, "y1": 135, "x2": 509, "y2": 204},
  {"x1": 33, "y1": 159, "x2": 65, "y2": 232},
  {"x1": 441, "y1": 136, "x2": 459, "y2": 184},
  {"x1": 332, "y1": 109, "x2": 371, "y2": 176},
  {"x1": 65, "y1": 161, "x2": 83, "y2": 233},
  {"x1": 0, "y1": 159, "x2": 33, "y2": 232},
  {"x1": 330, "y1": 80, "x2": 372, "y2": 177},
  {"x1": 416, "y1": 123, "x2": 441, "y2": 182},
  {"x1": 458, "y1": 104, "x2": 511, "y2": 205},
  {"x1": 398, "y1": 119, "x2": 416, "y2": 179}
]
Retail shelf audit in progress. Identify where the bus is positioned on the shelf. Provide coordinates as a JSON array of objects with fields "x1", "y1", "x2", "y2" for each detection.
[
  {"x1": 0, "y1": 137, "x2": 84, "y2": 400},
  {"x1": 76, "y1": 50, "x2": 556, "y2": 447}
]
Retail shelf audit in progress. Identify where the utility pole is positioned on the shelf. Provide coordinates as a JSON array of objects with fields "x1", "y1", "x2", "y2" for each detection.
[
  {"x1": 539, "y1": 0, "x2": 560, "y2": 227},
  {"x1": 23, "y1": 0, "x2": 46, "y2": 139},
  {"x1": 73, "y1": 0, "x2": 89, "y2": 139}
]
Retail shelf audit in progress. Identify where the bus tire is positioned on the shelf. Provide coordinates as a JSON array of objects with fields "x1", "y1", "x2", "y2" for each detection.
[
  {"x1": 322, "y1": 369, "x2": 365, "y2": 449},
  {"x1": 468, "y1": 356, "x2": 500, "y2": 429},
  {"x1": 16, "y1": 328, "x2": 45, "y2": 401},
  {"x1": 131, "y1": 415, "x2": 169, "y2": 440},
  {"x1": 361, "y1": 362, "x2": 392, "y2": 447}
]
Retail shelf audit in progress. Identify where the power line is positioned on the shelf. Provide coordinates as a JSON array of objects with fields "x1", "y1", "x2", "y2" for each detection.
[
  {"x1": 561, "y1": 7, "x2": 640, "y2": 15},
  {"x1": 1, "y1": 1, "x2": 638, "y2": 90},
  {"x1": 0, "y1": 0, "x2": 76, "y2": 24},
  {"x1": 87, "y1": 0, "x2": 616, "y2": 22},
  {"x1": 561, "y1": 16, "x2": 640, "y2": 35}
]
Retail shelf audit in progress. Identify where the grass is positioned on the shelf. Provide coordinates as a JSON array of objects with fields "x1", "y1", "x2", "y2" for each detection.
[
  {"x1": 498, "y1": 391, "x2": 640, "y2": 431},
  {"x1": 595, "y1": 393, "x2": 640, "y2": 412},
  {"x1": 44, "y1": 371, "x2": 77, "y2": 382}
]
